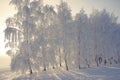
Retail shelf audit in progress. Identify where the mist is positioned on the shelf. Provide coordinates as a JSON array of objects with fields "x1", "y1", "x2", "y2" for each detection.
[{"x1": 0, "y1": 56, "x2": 10, "y2": 70}]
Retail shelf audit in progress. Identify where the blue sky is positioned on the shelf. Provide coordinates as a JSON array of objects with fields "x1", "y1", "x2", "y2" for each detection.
[{"x1": 0, "y1": 0, "x2": 120, "y2": 55}]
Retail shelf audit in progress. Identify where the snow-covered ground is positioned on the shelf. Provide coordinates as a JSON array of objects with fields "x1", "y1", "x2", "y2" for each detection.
[{"x1": 0, "y1": 67, "x2": 120, "y2": 80}]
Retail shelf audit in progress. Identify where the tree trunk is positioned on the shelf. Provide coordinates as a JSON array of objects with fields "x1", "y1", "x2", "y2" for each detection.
[
  {"x1": 104, "y1": 59, "x2": 107, "y2": 65},
  {"x1": 59, "y1": 48, "x2": 62, "y2": 67},
  {"x1": 43, "y1": 68, "x2": 46, "y2": 71},
  {"x1": 95, "y1": 55, "x2": 99, "y2": 67},
  {"x1": 30, "y1": 69, "x2": 33, "y2": 75},
  {"x1": 53, "y1": 66, "x2": 55, "y2": 69},
  {"x1": 78, "y1": 51, "x2": 81, "y2": 69},
  {"x1": 42, "y1": 46, "x2": 47, "y2": 71},
  {"x1": 65, "y1": 58, "x2": 69, "y2": 71},
  {"x1": 28, "y1": 58, "x2": 33, "y2": 75},
  {"x1": 85, "y1": 59, "x2": 90, "y2": 68}
]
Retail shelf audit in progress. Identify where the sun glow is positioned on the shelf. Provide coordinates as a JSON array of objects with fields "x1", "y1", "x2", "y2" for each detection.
[{"x1": 0, "y1": 0, "x2": 16, "y2": 56}]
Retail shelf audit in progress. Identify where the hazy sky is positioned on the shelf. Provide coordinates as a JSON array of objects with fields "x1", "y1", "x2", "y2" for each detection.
[
  {"x1": 0, "y1": 0, "x2": 15, "y2": 56},
  {"x1": 0, "y1": 0, "x2": 120, "y2": 56},
  {"x1": 0, "y1": 56, "x2": 11, "y2": 69}
]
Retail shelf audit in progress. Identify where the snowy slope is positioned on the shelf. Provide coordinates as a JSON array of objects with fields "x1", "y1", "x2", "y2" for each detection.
[{"x1": 0, "y1": 67, "x2": 120, "y2": 80}]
